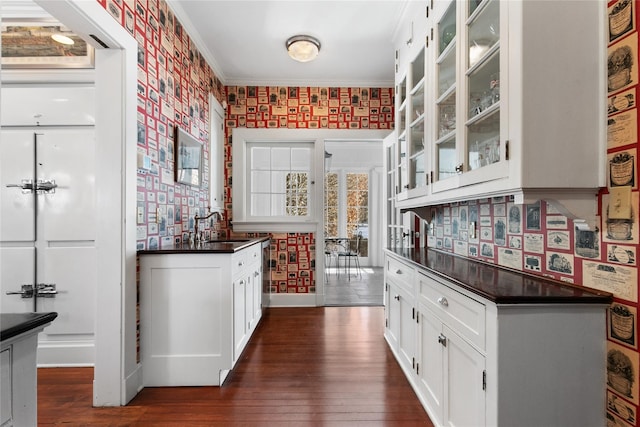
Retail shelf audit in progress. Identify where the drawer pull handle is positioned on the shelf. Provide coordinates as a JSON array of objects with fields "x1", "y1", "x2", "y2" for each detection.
[
  {"x1": 394, "y1": 295, "x2": 400, "y2": 301},
  {"x1": 437, "y1": 297, "x2": 449, "y2": 307},
  {"x1": 395, "y1": 269, "x2": 403, "y2": 274}
]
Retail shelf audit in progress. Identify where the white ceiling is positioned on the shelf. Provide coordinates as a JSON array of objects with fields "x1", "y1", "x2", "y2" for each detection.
[
  {"x1": 167, "y1": 0, "x2": 409, "y2": 87},
  {"x1": 2, "y1": 0, "x2": 409, "y2": 88}
]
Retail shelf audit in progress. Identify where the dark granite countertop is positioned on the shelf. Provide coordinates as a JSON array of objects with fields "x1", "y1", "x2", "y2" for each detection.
[
  {"x1": 138, "y1": 236, "x2": 270, "y2": 255},
  {"x1": 386, "y1": 247, "x2": 613, "y2": 305},
  {"x1": 1, "y1": 312, "x2": 58, "y2": 342}
]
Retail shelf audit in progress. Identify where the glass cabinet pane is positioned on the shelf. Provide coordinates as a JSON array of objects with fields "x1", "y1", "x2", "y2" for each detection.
[
  {"x1": 437, "y1": 135, "x2": 457, "y2": 180},
  {"x1": 412, "y1": 49, "x2": 425, "y2": 86},
  {"x1": 467, "y1": 110, "x2": 499, "y2": 171},
  {"x1": 468, "y1": 52, "x2": 499, "y2": 119},
  {"x1": 437, "y1": 91, "x2": 456, "y2": 139},
  {"x1": 411, "y1": 153, "x2": 426, "y2": 188},
  {"x1": 468, "y1": 0, "x2": 499, "y2": 68},
  {"x1": 411, "y1": 118, "x2": 425, "y2": 154},
  {"x1": 399, "y1": 134, "x2": 407, "y2": 192},
  {"x1": 439, "y1": 3, "x2": 456, "y2": 56},
  {"x1": 412, "y1": 84, "x2": 425, "y2": 123},
  {"x1": 437, "y1": 43, "x2": 456, "y2": 98}
]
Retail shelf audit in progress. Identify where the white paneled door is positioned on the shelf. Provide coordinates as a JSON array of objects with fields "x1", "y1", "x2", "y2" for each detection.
[{"x1": 1, "y1": 122, "x2": 97, "y2": 365}]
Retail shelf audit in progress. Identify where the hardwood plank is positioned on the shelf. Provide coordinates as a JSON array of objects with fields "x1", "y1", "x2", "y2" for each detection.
[{"x1": 38, "y1": 307, "x2": 433, "y2": 426}]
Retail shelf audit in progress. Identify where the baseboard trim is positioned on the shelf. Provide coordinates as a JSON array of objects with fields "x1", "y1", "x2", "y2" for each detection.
[
  {"x1": 268, "y1": 293, "x2": 317, "y2": 307},
  {"x1": 37, "y1": 340, "x2": 95, "y2": 366}
]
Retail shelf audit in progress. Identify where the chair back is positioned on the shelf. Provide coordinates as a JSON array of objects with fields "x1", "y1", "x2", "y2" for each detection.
[{"x1": 353, "y1": 231, "x2": 363, "y2": 255}]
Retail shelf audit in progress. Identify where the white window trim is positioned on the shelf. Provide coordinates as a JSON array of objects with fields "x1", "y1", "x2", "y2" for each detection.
[{"x1": 232, "y1": 128, "x2": 389, "y2": 233}]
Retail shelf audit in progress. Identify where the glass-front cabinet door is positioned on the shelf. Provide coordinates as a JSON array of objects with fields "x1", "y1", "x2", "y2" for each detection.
[
  {"x1": 463, "y1": 0, "x2": 504, "y2": 182},
  {"x1": 396, "y1": 76, "x2": 408, "y2": 197},
  {"x1": 430, "y1": 0, "x2": 507, "y2": 194},
  {"x1": 409, "y1": 48, "x2": 427, "y2": 192},
  {"x1": 433, "y1": 1, "x2": 457, "y2": 190}
]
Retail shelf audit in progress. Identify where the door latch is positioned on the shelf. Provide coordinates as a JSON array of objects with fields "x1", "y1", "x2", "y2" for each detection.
[
  {"x1": 36, "y1": 283, "x2": 58, "y2": 298},
  {"x1": 6, "y1": 283, "x2": 58, "y2": 298},
  {"x1": 36, "y1": 179, "x2": 58, "y2": 194}
]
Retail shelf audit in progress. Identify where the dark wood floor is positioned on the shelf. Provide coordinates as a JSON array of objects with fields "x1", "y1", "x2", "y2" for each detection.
[{"x1": 38, "y1": 307, "x2": 433, "y2": 426}]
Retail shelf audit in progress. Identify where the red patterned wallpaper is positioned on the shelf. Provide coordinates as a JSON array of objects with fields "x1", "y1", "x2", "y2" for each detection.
[
  {"x1": 97, "y1": 0, "x2": 225, "y2": 252},
  {"x1": 223, "y1": 86, "x2": 395, "y2": 293}
]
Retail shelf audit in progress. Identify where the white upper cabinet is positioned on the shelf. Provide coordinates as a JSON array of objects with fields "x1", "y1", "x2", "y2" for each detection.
[{"x1": 392, "y1": 0, "x2": 605, "y2": 221}]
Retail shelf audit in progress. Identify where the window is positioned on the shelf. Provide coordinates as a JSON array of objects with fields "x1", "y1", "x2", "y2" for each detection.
[
  {"x1": 232, "y1": 128, "x2": 388, "y2": 234},
  {"x1": 324, "y1": 172, "x2": 338, "y2": 236},
  {"x1": 324, "y1": 171, "x2": 370, "y2": 258},
  {"x1": 249, "y1": 144, "x2": 312, "y2": 218}
]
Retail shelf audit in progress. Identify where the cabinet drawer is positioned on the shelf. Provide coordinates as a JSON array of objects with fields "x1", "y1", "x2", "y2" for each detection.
[
  {"x1": 419, "y1": 272, "x2": 485, "y2": 351},
  {"x1": 247, "y1": 244, "x2": 261, "y2": 265},
  {"x1": 232, "y1": 243, "x2": 260, "y2": 277},
  {"x1": 232, "y1": 251, "x2": 248, "y2": 277},
  {"x1": 386, "y1": 256, "x2": 414, "y2": 291}
]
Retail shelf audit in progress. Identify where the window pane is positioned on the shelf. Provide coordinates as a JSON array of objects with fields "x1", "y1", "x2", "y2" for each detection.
[
  {"x1": 251, "y1": 194, "x2": 270, "y2": 216},
  {"x1": 291, "y1": 147, "x2": 311, "y2": 169},
  {"x1": 271, "y1": 147, "x2": 291, "y2": 170},
  {"x1": 271, "y1": 194, "x2": 285, "y2": 216},
  {"x1": 251, "y1": 147, "x2": 271, "y2": 170},
  {"x1": 271, "y1": 171, "x2": 288, "y2": 194},
  {"x1": 252, "y1": 171, "x2": 271, "y2": 193}
]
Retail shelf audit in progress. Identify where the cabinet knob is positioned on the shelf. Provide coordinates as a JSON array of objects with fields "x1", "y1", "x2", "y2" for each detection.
[
  {"x1": 394, "y1": 295, "x2": 400, "y2": 301},
  {"x1": 395, "y1": 269, "x2": 403, "y2": 275},
  {"x1": 239, "y1": 280, "x2": 245, "y2": 286},
  {"x1": 455, "y1": 163, "x2": 464, "y2": 174},
  {"x1": 437, "y1": 296, "x2": 449, "y2": 307},
  {"x1": 438, "y1": 334, "x2": 447, "y2": 347},
  {"x1": 238, "y1": 261, "x2": 244, "y2": 267}
]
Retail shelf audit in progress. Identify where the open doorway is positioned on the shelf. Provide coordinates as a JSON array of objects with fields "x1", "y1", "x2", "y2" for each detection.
[
  {"x1": 1, "y1": 0, "x2": 138, "y2": 406},
  {"x1": 323, "y1": 140, "x2": 384, "y2": 306}
]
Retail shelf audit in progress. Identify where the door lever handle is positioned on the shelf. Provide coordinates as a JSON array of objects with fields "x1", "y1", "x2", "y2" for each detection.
[
  {"x1": 6, "y1": 179, "x2": 34, "y2": 193},
  {"x1": 6, "y1": 284, "x2": 35, "y2": 298}
]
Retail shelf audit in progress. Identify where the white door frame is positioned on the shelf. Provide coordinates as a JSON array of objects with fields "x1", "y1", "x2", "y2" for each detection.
[{"x1": 31, "y1": 0, "x2": 138, "y2": 405}]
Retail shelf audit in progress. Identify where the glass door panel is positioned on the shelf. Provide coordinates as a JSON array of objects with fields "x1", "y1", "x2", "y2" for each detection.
[
  {"x1": 437, "y1": 135, "x2": 457, "y2": 180},
  {"x1": 467, "y1": 110, "x2": 499, "y2": 171},
  {"x1": 467, "y1": 0, "x2": 499, "y2": 68}
]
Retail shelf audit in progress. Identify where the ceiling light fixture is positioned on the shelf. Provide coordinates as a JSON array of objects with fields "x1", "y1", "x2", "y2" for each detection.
[
  {"x1": 51, "y1": 34, "x2": 75, "y2": 45},
  {"x1": 286, "y1": 35, "x2": 321, "y2": 63}
]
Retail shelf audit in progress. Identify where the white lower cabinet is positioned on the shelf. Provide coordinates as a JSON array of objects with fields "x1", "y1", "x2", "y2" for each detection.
[
  {"x1": 140, "y1": 242, "x2": 263, "y2": 387},
  {"x1": 384, "y1": 252, "x2": 608, "y2": 427},
  {"x1": 444, "y1": 325, "x2": 486, "y2": 427},
  {"x1": 416, "y1": 278, "x2": 486, "y2": 427}
]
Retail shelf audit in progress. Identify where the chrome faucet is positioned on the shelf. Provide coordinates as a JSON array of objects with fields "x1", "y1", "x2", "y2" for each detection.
[{"x1": 194, "y1": 208, "x2": 224, "y2": 242}]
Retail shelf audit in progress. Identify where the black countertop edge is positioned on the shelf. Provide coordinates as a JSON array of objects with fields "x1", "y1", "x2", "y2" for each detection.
[
  {"x1": 1, "y1": 312, "x2": 58, "y2": 342},
  {"x1": 138, "y1": 236, "x2": 270, "y2": 255},
  {"x1": 385, "y1": 247, "x2": 613, "y2": 305}
]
